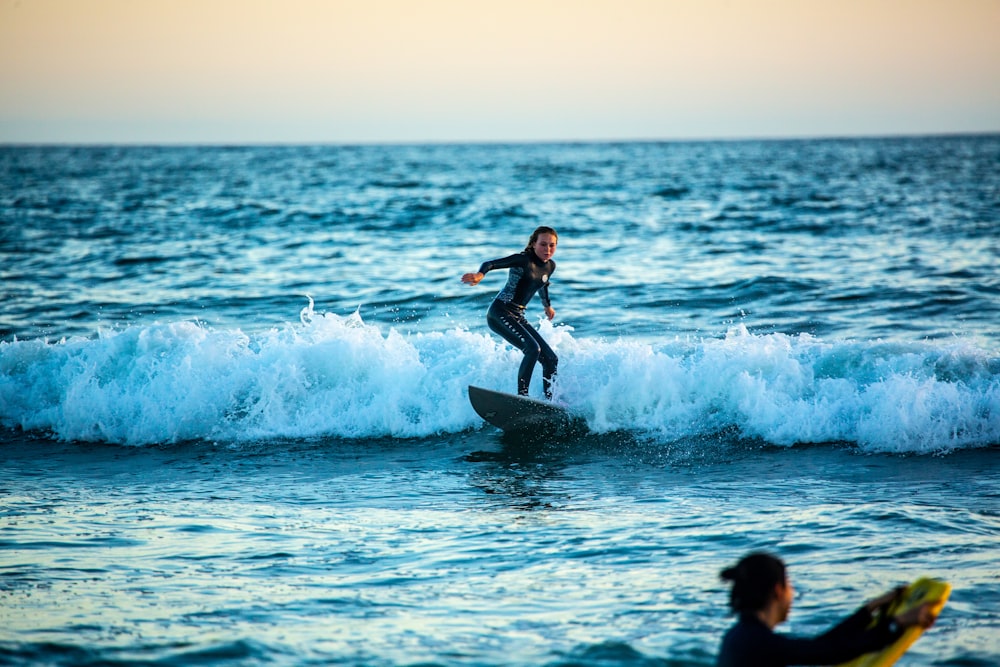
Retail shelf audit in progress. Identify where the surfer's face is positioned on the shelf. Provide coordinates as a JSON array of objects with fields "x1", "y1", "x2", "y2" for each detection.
[{"x1": 532, "y1": 233, "x2": 558, "y2": 262}]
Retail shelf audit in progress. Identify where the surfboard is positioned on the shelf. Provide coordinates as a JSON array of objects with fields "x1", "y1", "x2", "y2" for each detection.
[
  {"x1": 836, "y1": 577, "x2": 950, "y2": 667},
  {"x1": 468, "y1": 385, "x2": 587, "y2": 436}
]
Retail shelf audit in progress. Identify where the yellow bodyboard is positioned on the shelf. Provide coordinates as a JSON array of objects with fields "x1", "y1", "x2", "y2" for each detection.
[{"x1": 837, "y1": 578, "x2": 950, "y2": 667}]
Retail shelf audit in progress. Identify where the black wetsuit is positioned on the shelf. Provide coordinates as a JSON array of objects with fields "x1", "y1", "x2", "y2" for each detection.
[
  {"x1": 717, "y1": 608, "x2": 902, "y2": 667},
  {"x1": 477, "y1": 251, "x2": 557, "y2": 398}
]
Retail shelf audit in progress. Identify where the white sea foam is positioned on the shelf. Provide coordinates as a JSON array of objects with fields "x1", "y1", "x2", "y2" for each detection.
[
  {"x1": 557, "y1": 325, "x2": 999, "y2": 453},
  {"x1": 1, "y1": 313, "x2": 997, "y2": 452}
]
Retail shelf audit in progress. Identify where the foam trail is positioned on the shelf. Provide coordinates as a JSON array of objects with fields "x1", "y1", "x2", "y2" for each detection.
[
  {"x1": 1, "y1": 315, "x2": 998, "y2": 452},
  {"x1": 0, "y1": 312, "x2": 501, "y2": 443},
  {"x1": 553, "y1": 325, "x2": 1000, "y2": 453}
]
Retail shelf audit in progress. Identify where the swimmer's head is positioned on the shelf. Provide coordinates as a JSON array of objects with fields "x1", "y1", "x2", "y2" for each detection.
[{"x1": 720, "y1": 551, "x2": 789, "y2": 616}]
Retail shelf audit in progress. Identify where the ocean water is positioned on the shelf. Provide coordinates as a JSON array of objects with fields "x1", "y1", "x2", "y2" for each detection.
[{"x1": 1, "y1": 137, "x2": 998, "y2": 666}]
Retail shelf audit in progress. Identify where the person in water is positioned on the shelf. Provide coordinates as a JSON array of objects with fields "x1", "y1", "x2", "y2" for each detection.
[
  {"x1": 717, "y1": 551, "x2": 939, "y2": 667},
  {"x1": 462, "y1": 226, "x2": 559, "y2": 399}
]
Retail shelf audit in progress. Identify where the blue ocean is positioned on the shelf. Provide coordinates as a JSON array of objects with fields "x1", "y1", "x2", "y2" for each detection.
[{"x1": 1, "y1": 137, "x2": 998, "y2": 666}]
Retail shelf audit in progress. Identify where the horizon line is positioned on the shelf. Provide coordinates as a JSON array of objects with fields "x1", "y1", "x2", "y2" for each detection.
[{"x1": 2, "y1": 129, "x2": 998, "y2": 149}]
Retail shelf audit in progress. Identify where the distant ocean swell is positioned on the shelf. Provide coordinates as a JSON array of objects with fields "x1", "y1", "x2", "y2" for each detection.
[{"x1": 2, "y1": 304, "x2": 996, "y2": 452}]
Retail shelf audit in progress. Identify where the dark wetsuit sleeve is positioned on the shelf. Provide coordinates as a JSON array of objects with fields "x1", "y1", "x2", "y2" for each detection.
[
  {"x1": 779, "y1": 608, "x2": 900, "y2": 664},
  {"x1": 477, "y1": 253, "x2": 525, "y2": 276},
  {"x1": 538, "y1": 278, "x2": 551, "y2": 309},
  {"x1": 717, "y1": 609, "x2": 902, "y2": 667}
]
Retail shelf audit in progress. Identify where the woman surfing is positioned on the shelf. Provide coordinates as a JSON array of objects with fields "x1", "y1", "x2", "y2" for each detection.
[{"x1": 462, "y1": 226, "x2": 559, "y2": 400}]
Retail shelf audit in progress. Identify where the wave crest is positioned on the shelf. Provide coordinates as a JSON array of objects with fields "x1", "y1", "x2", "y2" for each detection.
[{"x1": 1, "y1": 314, "x2": 997, "y2": 452}]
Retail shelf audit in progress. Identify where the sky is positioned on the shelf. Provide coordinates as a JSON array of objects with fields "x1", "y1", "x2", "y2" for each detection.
[{"x1": 1, "y1": 0, "x2": 998, "y2": 144}]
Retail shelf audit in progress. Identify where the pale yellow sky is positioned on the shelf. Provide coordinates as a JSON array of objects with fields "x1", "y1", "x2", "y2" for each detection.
[{"x1": 1, "y1": 0, "x2": 998, "y2": 143}]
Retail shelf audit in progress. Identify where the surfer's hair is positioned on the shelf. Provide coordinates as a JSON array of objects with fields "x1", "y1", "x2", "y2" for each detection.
[
  {"x1": 525, "y1": 226, "x2": 558, "y2": 252},
  {"x1": 720, "y1": 551, "x2": 786, "y2": 614}
]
